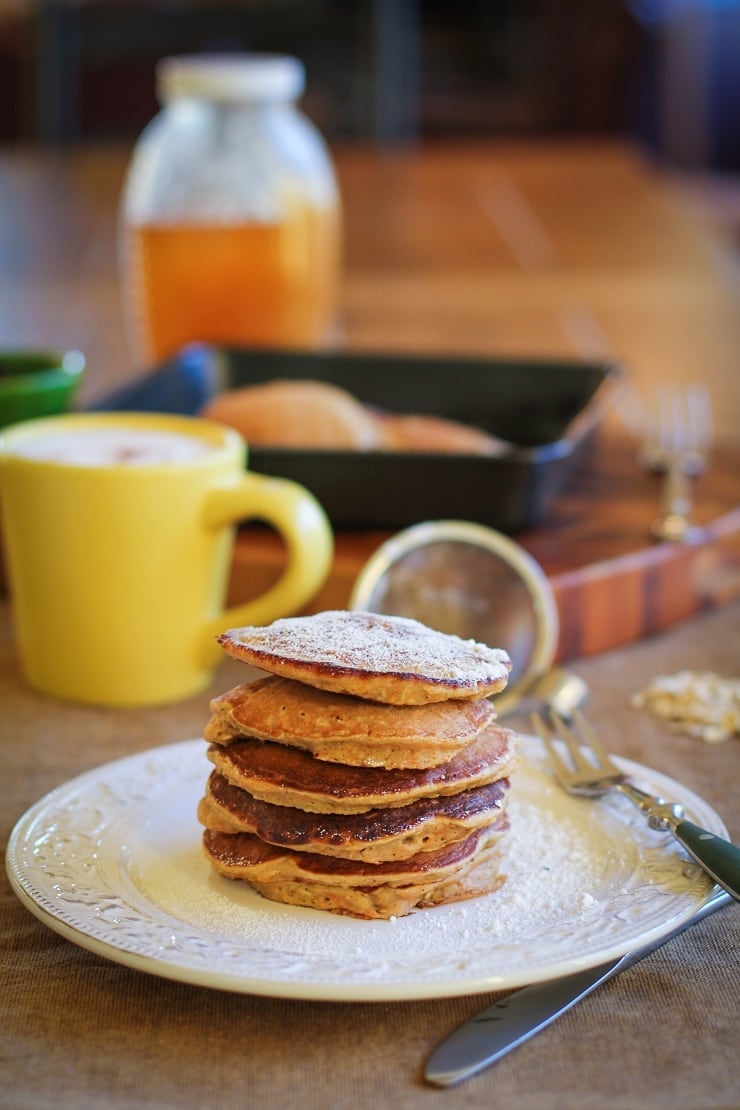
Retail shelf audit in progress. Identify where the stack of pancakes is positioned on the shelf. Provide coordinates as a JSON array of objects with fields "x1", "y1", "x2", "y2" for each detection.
[{"x1": 198, "y1": 610, "x2": 518, "y2": 920}]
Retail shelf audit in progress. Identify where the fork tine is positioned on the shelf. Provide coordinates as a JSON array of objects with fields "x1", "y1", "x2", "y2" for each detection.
[
  {"x1": 534, "y1": 710, "x2": 626, "y2": 796},
  {"x1": 547, "y1": 711, "x2": 599, "y2": 773},
  {"x1": 531, "y1": 713, "x2": 570, "y2": 776},
  {"x1": 660, "y1": 384, "x2": 711, "y2": 466},
  {"x1": 640, "y1": 384, "x2": 711, "y2": 470},
  {"x1": 657, "y1": 385, "x2": 680, "y2": 456},
  {"x1": 532, "y1": 711, "x2": 593, "y2": 776},
  {"x1": 686, "y1": 385, "x2": 713, "y2": 468},
  {"x1": 570, "y1": 707, "x2": 615, "y2": 771}
]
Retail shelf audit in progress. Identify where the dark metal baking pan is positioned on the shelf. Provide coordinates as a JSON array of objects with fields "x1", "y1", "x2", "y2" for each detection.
[{"x1": 89, "y1": 344, "x2": 623, "y2": 532}]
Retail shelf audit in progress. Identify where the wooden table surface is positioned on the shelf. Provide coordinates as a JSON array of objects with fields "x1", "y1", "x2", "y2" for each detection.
[{"x1": 1, "y1": 138, "x2": 739, "y2": 656}]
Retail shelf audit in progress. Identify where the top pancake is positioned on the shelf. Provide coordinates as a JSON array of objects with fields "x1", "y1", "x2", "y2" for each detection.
[{"x1": 217, "y1": 610, "x2": 511, "y2": 705}]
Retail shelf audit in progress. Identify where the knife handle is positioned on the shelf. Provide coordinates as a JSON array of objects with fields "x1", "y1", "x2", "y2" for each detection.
[{"x1": 673, "y1": 821, "x2": 740, "y2": 902}]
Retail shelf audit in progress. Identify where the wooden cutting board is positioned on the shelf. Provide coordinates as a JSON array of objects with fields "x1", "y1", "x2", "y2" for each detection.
[{"x1": 228, "y1": 431, "x2": 740, "y2": 662}]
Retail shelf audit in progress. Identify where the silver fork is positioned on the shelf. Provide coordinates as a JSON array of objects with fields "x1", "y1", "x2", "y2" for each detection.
[
  {"x1": 639, "y1": 384, "x2": 712, "y2": 543},
  {"x1": 532, "y1": 708, "x2": 740, "y2": 902}
]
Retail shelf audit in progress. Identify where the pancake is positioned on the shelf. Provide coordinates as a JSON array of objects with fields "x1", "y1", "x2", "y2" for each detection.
[
  {"x1": 202, "y1": 817, "x2": 509, "y2": 919},
  {"x1": 206, "y1": 725, "x2": 518, "y2": 814},
  {"x1": 217, "y1": 611, "x2": 511, "y2": 705},
  {"x1": 204, "y1": 675, "x2": 497, "y2": 768},
  {"x1": 198, "y1": 771, "x2": 510, "y2": 863}
]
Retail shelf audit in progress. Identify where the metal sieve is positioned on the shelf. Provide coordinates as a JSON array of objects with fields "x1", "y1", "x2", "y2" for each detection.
[{"x1": 349, "y1": 519, "x2": 587, "y2": 717}]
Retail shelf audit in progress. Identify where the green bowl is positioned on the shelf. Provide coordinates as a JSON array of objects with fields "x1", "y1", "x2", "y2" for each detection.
[{"x1": 0, "y1": 350, "x2": 86, "y2": 428}]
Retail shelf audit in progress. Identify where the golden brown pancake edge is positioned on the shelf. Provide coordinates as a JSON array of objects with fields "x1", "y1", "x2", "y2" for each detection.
[
  {"x1": 198, "y1": 770, "x2": 511, "y2": 863},
  {"x1": 204, "y1": 675, "x2": 498, "y2": 768},
  {"x1": 206, "y1": 725, "x2": 518, "y2": 814},
  {"x1": 202, "y1": 817, "x2": 509, "y2": 919}
]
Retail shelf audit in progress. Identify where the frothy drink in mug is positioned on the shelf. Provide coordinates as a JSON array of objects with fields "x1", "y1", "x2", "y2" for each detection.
[
  {"x1": 7, "y1": 426, "x2": 217, "y2": 466},
  {"x1": 0, "y1": 412, "x2": 333, "y2": 706}
]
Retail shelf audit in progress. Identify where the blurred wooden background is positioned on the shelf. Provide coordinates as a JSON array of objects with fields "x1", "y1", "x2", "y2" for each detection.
[{"x1": 0, "y1": 0, "x2": 738, "y2": 168}]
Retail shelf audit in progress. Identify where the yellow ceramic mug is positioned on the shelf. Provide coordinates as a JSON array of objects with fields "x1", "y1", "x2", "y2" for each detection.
[{"x1": 0, "y1": 412, "x2": 333, "y2": 706}]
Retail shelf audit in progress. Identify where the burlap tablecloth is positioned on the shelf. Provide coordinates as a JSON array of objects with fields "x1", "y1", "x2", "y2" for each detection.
[{"x1": 2, "y1": 598, "x2": 738, "y2": 1110}]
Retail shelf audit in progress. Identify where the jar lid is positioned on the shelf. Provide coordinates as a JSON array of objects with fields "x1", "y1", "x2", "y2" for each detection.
[{"x1": 157, "y1": 54, "x2": 305, "y2": 103}]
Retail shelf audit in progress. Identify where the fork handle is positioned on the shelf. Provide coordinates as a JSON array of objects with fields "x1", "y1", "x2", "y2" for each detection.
[
  {"x1": 672, "y1": 821, "x2": 740, "y2": 903},
  {"x1": 617, "y1": 783, "x2": 740, "y2": 902}
]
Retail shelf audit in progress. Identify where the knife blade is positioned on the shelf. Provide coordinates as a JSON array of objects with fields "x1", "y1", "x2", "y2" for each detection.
[{"x1": 425, "y1": 887, "x2": 733, "y2": 1088}]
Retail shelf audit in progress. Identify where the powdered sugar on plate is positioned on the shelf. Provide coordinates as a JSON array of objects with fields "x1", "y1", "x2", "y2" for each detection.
[{"x1": 132, "y1": 760, "x2": 613, "y2": 950}]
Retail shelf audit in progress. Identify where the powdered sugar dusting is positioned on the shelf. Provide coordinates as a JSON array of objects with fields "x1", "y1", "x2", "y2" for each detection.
[
  {"x1": 223, "y1": 611, "x2": 511, "y2": 684},
  {"x1": 136, "y1": 772, "x2": 607, "y2": 948}
]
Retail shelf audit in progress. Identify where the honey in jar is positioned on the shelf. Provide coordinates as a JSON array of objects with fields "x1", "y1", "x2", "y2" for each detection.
[{"x1": 120, "y1": 54, "x2": 341, "y2": 364}]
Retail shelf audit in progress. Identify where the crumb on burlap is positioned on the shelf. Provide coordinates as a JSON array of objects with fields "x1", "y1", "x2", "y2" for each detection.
[{"x1": 630, "y1": 671, "x2": 740, "y2": 743}]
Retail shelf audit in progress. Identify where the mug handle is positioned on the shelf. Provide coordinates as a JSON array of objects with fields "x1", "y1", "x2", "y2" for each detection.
[{"x1": 199, "y1": 472, "x2": 333, "y2": 664}]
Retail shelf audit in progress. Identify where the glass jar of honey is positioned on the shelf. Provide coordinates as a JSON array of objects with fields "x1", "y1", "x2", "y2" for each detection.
[{"x1": 120, "y1": 54, "x2": 341, "y2": 365}]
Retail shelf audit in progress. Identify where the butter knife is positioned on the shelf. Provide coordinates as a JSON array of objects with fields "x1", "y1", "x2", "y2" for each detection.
[{"x1": 425, "y1": 887, "x2": 733, "y2": 1088}]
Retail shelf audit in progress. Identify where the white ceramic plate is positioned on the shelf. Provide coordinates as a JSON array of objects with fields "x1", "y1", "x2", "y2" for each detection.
[{"x1": 6, "y1": 736, "x2": 724, "y2": 1001}]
